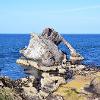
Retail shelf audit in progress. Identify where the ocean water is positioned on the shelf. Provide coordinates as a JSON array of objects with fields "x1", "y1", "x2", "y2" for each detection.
[{"x1": 0, "y1": 34, "x2": 100, "y2": 79}]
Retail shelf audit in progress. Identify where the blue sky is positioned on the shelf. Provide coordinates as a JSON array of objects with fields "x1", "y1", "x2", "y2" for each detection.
[{"x1": 0, "y1": 0, "x2": 100, "y2": 34}]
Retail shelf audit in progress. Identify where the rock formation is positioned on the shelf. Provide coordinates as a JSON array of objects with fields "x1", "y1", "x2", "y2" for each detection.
[
  {"x1": 17, "y1": 28, "x2": 84, "y2": 68},
  {"x1": 15, "y1": 28, "x2": 86, "y2": 99},
  {"x1": 41, "y1": 28, "x2": 84, "y2": 64},
  {"x1": 1, "y1": 67, "x2": 100, "y2": 100},
  {"x1": 1, "y1": 28, "x2": 100, "y2": 100}
]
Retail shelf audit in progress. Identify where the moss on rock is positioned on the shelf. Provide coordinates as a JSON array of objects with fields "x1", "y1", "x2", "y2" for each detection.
[{"x1": 0, "y1": 87, "x2": 22, "y2": 100}]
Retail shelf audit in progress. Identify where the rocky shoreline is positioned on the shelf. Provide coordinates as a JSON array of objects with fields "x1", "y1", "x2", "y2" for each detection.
[
  {"x1": 0, "y1": 28, "x2": 100, "y2": 100},
  {"x1": 0, "y1": 65, "x2": 100, "y2": 100}
]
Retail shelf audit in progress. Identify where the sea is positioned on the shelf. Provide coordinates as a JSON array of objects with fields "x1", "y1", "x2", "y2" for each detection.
[{"x1": 0, "y1": 34, "x2": 100, "y2": 79}]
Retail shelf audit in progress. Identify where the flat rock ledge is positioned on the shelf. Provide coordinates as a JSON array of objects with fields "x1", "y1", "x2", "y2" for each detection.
[
  {"x1": 16, "y1": 58, "x2": 60, "y2": 71},
  {"x1": 16, "y1": 58, "x2": 85, "y2": 72}
]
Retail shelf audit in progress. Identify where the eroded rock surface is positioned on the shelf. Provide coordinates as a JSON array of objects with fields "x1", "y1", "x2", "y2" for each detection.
[
  {"x1": 20, "y1": 33, "x2": 63, "y2": 67},
  {"x1": 15, "y1": 28, "x2": 87, "y2": 100},
  {"x1": 17, "y1": 28, "x2": 84, "y2": 68},
  {"x1": 89, "y1": 76, "x2": 100, "y2": 95}
]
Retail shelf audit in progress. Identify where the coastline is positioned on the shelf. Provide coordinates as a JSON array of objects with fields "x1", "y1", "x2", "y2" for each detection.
[
  {"x1": 0, "y1": 29, "x2": 100, "y2": 100},
  {"x1": 0, "y1": 65, "x2": 100, "y2": 100}
]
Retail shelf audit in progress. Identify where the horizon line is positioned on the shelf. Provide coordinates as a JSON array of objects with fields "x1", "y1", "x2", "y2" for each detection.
[{"x1": 0, "y1": 33, "x2": 100, "y2": 34}]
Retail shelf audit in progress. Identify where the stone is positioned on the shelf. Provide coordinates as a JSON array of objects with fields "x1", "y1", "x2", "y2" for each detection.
[
  {"x1": 89, "y1": 76, "x2": 100, "y2": 94},
  {"x1": 0, "y1": 81, "x2": 3, "y2": 87},
  {"x1": 57, "y1": 66, "x2": 66, "y2": 74},
  {"x1": 16, "y1": 58, "x2": 62, "y2": 71},
  {"x1": 41, "y1": 28, "x2": 62, "y2": 45},
  {"x1": 22, "y1": 86, "x2": 38, "y2": 97},
  {"x1": 21, "y1": 95, "x2": 40, "y2": 100},
  {"x1": 20, "y1": 33, "x2": 64, "y2": 67},
  {"x1": 28, "y1": 75, "x2": 35, "y2": 82},
  {"x1": 70, "y1": 54, "x2": 84, "y2": 65},
  {"x1": 18, "y1": 76, "x2": 38, "y2": 98},
  {"x1": 16, "y1": 58, "x2": 30, "y2": 66},
  {"x1": 15, "y1": 28, "x2": 86, "y2": 100},
  {"x1": 41, "y1": 73, "x2": 66, "y2": 93},
  {"x1": 46, "y1": 94, "x2": 64, "y2": 100},
  {"x1": 17, "y1": 28, "x2": 84, "y2": 70},
  {"x1": 65, "y1": 64, "x2": 85, "y2": 71},
  {"x1": 0, "y1": 76, "x2": 13, "y2": 88},
  {"x1": 18, "y1": 76, "x2": 35, "y2": 87},
  {"x1": 38, "y1": 90, "x2": 49, "y2": 99},
  {"x1": 58, "y1": 68, "x2": 66, "y2": 74},
  {"x1": 61, "y1": 38, "x2": 84, "y2": 64}
]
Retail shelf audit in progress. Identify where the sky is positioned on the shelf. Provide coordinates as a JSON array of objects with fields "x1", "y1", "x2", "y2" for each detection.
[{"x1": 0, "y1": 0, "x2": 100, "y2": 34}]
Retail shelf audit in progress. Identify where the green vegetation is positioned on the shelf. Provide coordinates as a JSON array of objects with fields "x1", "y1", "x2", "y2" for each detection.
[{"x1": 0, "y1": 87, "x2": 21, "y2": 100}]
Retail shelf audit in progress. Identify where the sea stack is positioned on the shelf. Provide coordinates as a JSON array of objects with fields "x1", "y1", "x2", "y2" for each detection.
[
  {"x1": 16, "y1": 28, "x2": 85, "y2": 99},
  {"x1": 17, "y1": 28, "x2": 84, "y2": 69}
]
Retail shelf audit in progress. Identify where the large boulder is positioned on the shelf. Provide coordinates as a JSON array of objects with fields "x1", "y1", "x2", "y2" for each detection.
[
  {"x1": 20, "y1": 33, "x2": 64, "y2": 67},
  {"x1": 38, "y1": 73, "x2": 66, "y2": 99},
  {"x1": 89, "y1": 76, "x2": 100, "y2": 94}
]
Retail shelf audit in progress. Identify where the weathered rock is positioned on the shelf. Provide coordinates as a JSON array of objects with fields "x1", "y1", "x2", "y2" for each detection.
[
  {"x1": 16, "y1": 58, "x2": 61, "y2": 71},
  {"x1": 17, "y1": 28, "x2": 84, "y2": 69},
  {"x1": 66, "y1": 65, "x2": 85, "y2": 71},
  {"x1": 1, "y1": 67, "x2": 100, "y2": 100},
  {"x1": 41, "y1": 28, "x2": 83, "y2": 65},
  {"x1": 38, "y1": 90, "x2": 49, "y2": 99},
  {"x1": 20, "y1": 33, "x2": 64, "y2": 67},
  {"x1": 46, "y1": 94, "x2": 64, "y2": 100},
  {"x1": 70, "y1": 53, "x2": 84, "y2": 65},
  {"x1": 89, "y1": 76, "x2": 100, "y2": 94},
  {"x1": 0, "y1": 76, "x2": 14, "y2": 88},
  {"x1": 20, "y1": 75, "x2": 35, "y2": 87},
  {"x1": 58, "y1": 68, "x2": 66, "y2": 74},
  {"x1": 21, "y1": 86, "x2": 38, "y2": 96},
  {"x1": 15, "y1": 76, "x2": 39, "y2": 99},
  {"x1": 16, "y1": 58, "x2": 30, "y2": 66},
  {"x1": 41, "y1": 28, "x2": 62, "y2": 45},
  {"x1": 0, "y1": 81, "x2": 3, "y2": 87},
  {"x1": 15, "y1": 28, "x2": 86, "y2": 100},
  {"x1": 0, "y1": 76, "x2": 39, "y2": 100},
  {"x1": 34, "y1": 73, "x2": 66, "y2": 99},
  {"x1": 61, "y1": 38, "x2": 84, "y2": 64},
  {"x1": 41, "y1": 73, "x2": 65, "y2": 91}
]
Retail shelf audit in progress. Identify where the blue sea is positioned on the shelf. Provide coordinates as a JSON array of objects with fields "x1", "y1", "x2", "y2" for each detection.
[{"x1": 0, "y1": 34, "x2": 100, "y2": 79}]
